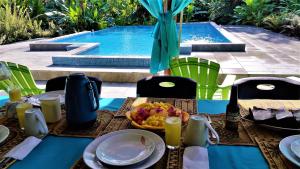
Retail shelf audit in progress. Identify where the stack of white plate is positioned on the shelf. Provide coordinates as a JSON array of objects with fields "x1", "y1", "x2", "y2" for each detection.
[
  {"x1": 279, "y1": 135, "x2": 300, "y2": 167},
  {"x1": 83, "y1": 129, "x2": 165, "y2": 169}
]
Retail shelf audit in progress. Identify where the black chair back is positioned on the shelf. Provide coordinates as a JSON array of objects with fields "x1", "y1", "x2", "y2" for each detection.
[
  {"x1": 137, "y1": 76, "x2": 197, "y2": 99},
  {"x1": 229, "y1": 77, "x2": 300, "y2": 105},
  {"x1": 46, "y1": 76, "x2": 102, "y2": 94}
]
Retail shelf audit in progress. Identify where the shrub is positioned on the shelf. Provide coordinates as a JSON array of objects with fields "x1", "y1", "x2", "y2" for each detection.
[
  {"x1": 0, "y1": 1, "x2": 53, "y2": 44},
  {"x1": 282, "y1": 14, "x2": 300, "y2": 37},
  {"x1": 207, "y1": 0, "x2": 234, "y2": 24},
  {"x1": 184, "y1": 0, "x2": 242, "y2": 24},
  {"x1": 279, "y1": 0, "x2": 300, "y2": 15},
  {"x1": 233, "y1": 0, "x2": 275, "y2": 26},
  {"x1": 263, "y1": 13, "x2": 289, "y2": 32}
]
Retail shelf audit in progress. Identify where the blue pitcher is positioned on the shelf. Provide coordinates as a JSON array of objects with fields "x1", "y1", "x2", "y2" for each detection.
[{"x1": 65, "y1": 73, "x2": 99, "y2": 128}]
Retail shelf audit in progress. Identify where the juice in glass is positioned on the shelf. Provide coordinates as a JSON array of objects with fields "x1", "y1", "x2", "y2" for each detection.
[
  {"x1": 9, "y1": 87, "x2": 21, "y2": 102},
  {"x1": 16, "y1": 103, "x2": 33, "y2": 129},
  {"x1": 165, "y1": 116, "x2": 182, "y2": 149}
]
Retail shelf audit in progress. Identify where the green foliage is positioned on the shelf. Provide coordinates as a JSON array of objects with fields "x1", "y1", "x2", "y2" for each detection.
[
  {"x1": 232, "y1": 0, "x2": 300, "y2": 37},
  {"x1": 0, "y1": 1, "x2": 53, "y2": 44},
  {"x1": 184, "y1": 0, "x2": 242, "y2": 24},
  {"x1": 234, "y1": 0, "x2": 275, "y2": 26},
  {"x1": 206, "y1": 0, "x2": 239, "y2": 24},
  {"x1": 279, "y1": 0, "x2": 300, "y2": 15},
  {"x1": 282, "y1": 14, "x2": 300, "y2": 37},
  {"x1": 263, "y1": 13, "x2": 289, "y2": 32},
  {"x1": 1, "y1": 0, "x2": 300, "y2": 43},
  {"x1": 183, "y1": 0, "x2": 209, "y2": 22},
  {"x1": 37, "y1": 0, "x2": 151, "y2": 34}
]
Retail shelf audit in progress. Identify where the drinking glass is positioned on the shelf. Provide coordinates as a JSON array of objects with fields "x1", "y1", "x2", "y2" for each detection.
[
  {"x1": 16, "y1": 102, "x2": 33, "y2": 129},
  {"x1": 9, "y1": 87, "x2": 21, "y2": 102},
  {"x1": 165, "y1": 116, "x2": 182, "y2": 149}
]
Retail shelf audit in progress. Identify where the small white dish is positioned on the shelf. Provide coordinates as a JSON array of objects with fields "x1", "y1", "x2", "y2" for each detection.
[
  {"x1": 279, "y1": 135, "x2": 300, "y2": 167},
  {"x1": 83, "y1": 129, "x2": 165, "y2": 169},
  {"x1": 291, "y1": 139, "x2": 300, "y2": 158},
  {"x1": 96, "y1": 133, "x2": 155, "y2": 166},
  {"x1": 0, "y1": 125, "x2": 9, "y2": 144},
  {"x1": 28, "y1": 90, "x2": 65, "y2": 106}
]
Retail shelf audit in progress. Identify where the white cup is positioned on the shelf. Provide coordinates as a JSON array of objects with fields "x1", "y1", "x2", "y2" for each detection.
[
  {"x1": 183, "y1": 115, "x2": 219, "y2": 147},
  {"x1": 24, "y1": 108, "x2": 48, "y2": 138},
  {"x1": 40, "y1": 96, "x2": 61, "y2": 123}
]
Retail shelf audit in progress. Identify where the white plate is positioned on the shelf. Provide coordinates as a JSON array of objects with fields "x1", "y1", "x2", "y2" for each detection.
[
  {"x1": 96, "y1": 133, "x2": 155, "y2": 166},
  {"x1": 279, "y1": 135, "x2": 300, "y2": 167},
  {"x1": 291, "y1": 139, "x2": 300, "y2": 159},
  {"x1": 83, "y1": 129, "x2": 165, "y2": 169},
  {"x1": 0, "y1": 125, "x2": 9, "y2": 144},
  {"x1": 27, "y1": 90, "x2": 65, "y2": 106}
]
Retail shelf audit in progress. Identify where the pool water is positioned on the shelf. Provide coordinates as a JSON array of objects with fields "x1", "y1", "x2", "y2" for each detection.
[{"x1": 54, "y1": 23, "x2": 230, "y2": 56}]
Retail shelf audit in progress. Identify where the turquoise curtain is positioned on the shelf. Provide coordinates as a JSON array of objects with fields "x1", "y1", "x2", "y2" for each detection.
[{"x1": 139, "y1": 0, "x2": 192, "y2": 74}]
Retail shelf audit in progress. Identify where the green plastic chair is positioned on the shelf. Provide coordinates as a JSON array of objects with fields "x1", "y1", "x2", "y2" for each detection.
[
  {"x1": 170, "y1": 57, "x2": 236, "y2": 100},
  {"x1": 0, "y1": 61, "x2": 43, "y2": 96}
]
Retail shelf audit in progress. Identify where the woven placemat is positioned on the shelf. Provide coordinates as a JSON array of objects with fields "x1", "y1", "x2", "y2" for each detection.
[
  {"x1": 241, "y1": 116, "x2": 300, "y2": 169},
  {"x1": 255, "y1": 137, "x2": 297, "y2": 169},
  {"x1": 205, "y1": 113, "x2": 255, "y2": 146},
  {"x1": 239, "y1": 100, "x2": 300, "y2": 169},
  {"x1": 50, "y1": 110, "x2": 115, "y2": 138},
  {"x1": 115, "y1": 97, "x2": 197, "y2": 117},
  {"x1": 0, "y1": 118, "x2": 27, "y2": 157},
  {"x1": 70, "y1": 116, "x2": 169, "y2": 169},
  {"x1": 0, "y1": 110, "x2": 115, "y2": 169},
  {"x1": 0, "y1": 117, "x2": 27, "y2": 169}
]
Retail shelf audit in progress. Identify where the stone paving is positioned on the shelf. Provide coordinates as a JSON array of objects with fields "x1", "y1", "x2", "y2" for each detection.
[
  {"x1": 0, "y1": 25, "x2": 299, "y2": 83},
  {"x1": 191, "y1": 25, "x2": 300, "y2": 76}
]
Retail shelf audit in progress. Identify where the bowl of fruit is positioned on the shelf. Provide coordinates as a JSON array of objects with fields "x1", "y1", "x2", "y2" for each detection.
[{"x1": 125, "y1": 102, "x2": 190, "y2": 131}]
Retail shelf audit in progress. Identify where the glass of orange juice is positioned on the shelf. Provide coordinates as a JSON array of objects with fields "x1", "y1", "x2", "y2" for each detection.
[
  {"x1": 16, "y1": 102, "x2": 33, "y2": 129},
  {"x1": 165, "y1": 116, "x2": 182, "y2": 149},
  {"x1": 9, "y1": 86, "x2": 21, "y2": 102}
]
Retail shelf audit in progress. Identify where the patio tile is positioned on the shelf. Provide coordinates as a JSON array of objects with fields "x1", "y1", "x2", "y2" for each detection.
[
  {"x1": 221, "y1": 68, "x2": 247, "y2": 74},
  {"x1": 219, "y1": 60, "x2": 242, "y2": 68}
]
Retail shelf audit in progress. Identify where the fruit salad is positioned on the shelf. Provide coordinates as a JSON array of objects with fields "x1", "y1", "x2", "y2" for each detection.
[{"x1": 128, "y1": 102, "x2": 189, "y2": 128}]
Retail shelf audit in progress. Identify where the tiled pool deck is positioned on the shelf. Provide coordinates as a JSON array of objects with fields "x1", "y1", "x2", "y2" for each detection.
[{"x1": 0, "y1": 25, "x2": 299, "y2": 83}]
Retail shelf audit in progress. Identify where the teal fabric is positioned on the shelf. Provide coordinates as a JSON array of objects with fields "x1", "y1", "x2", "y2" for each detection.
[
  {"x1": 99, "y1": 98, "x2": 125, "y2": 111},
  {"x1": 198, "y1": 99, "x2": 229, "y2": 114},
  {"x1": 9, "y1": 136, "x2": 92, "y2": 169},
  {"x1": 2, "y1": 98, "x2": 268, "y2": 169},
  {"x1": 0, "y1": 95, "x2": 8, "y2": 107},
  {"x1": 139, "y1": 0, "x2": 192, "y2": 74},
  {"x1": 208, "y1": 145, "x2": 269, "y2": 169}
]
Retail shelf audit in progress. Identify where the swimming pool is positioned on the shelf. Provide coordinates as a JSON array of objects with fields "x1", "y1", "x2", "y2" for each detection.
[
  {"x1": 53, "y1": 22, "x2": 231, "y2": 56},
  {"x1": 51, "y1": 22, "x2": 245, "y2": 67}
]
